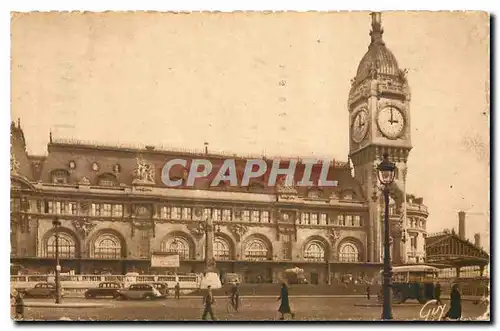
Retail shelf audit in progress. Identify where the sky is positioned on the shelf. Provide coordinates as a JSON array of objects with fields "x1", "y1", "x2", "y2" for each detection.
[{"x1": 11, "y1": 11, "x2": 490, "y2": 252}]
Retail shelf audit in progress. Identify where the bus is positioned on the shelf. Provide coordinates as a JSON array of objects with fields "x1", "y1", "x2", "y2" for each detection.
[{"x1": 377, "y1": 265, "x2": 439, "y2": 304}]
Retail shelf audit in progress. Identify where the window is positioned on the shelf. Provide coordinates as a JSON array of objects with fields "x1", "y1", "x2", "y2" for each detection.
[
  {"x1": 222, "y1": 209, "x2": 232, "y2": 221},
  {"x1": 244, "y1": 238, "x2": 269, "y2": 261},
  {"x1": 182, "y1": 207, "x2": 192, "y2": 220},
  {"x1": 320, "y1": 213, "x2": 328, "y2": 225},
  {"x1": 102, "y1": 204, "x2": 112, "y2": 217},
  {"x1": 339, "y1": 243, "x2": 359, "y2": 262},
  {"x1": 93, "y1": 234, "x2": 122, "y2": 259},
  {"x1": 310, "y1": 213, "x2": 318, "y2": 225},
  {"x1": 301, "y1": 213, "x2": 310, "y2": 225},
  {"x1": 410, "y1": 236, "x2": 417, "y2": 250},
  {"x1": 91, "y1": 203, "x2": 101, "y2": 216},
  {"x1": 346, "y1": 215, "x2": 353, "y2": 226},
  {"x1": 337, "y1": 214, "x2": 345, "y2": 226},
  {"x1": 261, "y1": 211, "x2": 270, "y2": 223},
  {"x1": 203, "y1": 208, "x2": 211, "y2": 220},
  {"x1": 251, "y1": 210, "x2": 260, "y2": 222},
  {"x1": 10, "y1": 199, "x2": 20, "y2": 212},
  {"x1": 213, "y1": 209, "x2": 221, "y2": 221},
  {"x1": 172, "y1": 207, "x2": 181, "y2": 220},
  {"x1": 48, "y1": 201, "x2": 63, "y2": 214},
  {"x1": 112, "y1": 204, "x2": 123, "y2": 217},
  {"x1": 47, "y1": 232, "x2": 76, "y2": 258},
  {"x1": 160, "y1": 207, "x2": 168, "y2": 219},
  {"x1": 354, "y1": 215, "x2": 362, "y2": 227},
  {"x1": 242, "y1": 210, "x2": 250, "y2": 222},
  {"x1": 214, "y1": 238, "x2": 230, "y2": 260},
  {"x1": 64, "y1": 202, "x2": 77, "y2": 215},
  {"x1": 51, "y1": 169, "x2": 69, "y2": 185},
  {"x1": 304, "y1": 241, "x2": 325, "y2": 261},
  {"x1": 161, "y1": 237, "x2": 190, "y2": 260}
]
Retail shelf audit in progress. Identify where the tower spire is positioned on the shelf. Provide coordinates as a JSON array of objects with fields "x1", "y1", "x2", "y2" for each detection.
[{"x1": 370, "y1": 12, "x2": 384, "y2": 45}]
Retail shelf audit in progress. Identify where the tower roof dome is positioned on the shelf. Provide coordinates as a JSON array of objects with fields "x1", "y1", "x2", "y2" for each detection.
[{"x1": 354, "y1": 13, "x2": 400, "y2": 83}]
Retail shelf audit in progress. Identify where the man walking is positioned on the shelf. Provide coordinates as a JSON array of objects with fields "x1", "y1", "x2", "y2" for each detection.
[
  {"x1": 434, "y1": 281, "x2": 442, "y2": 305},
  {"x1": 174, "y1": 282, "x2": 181, "y2": 300},
  {"x1": 202, "y1": 285, "x2": 216, "y2": 321},
  {"x1": 230, "y1": 282, "x2": 240, "y2": 311}
]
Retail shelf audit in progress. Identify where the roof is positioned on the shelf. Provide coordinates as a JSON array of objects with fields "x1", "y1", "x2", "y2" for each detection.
[
  {"x1": 425, "y1": 232, "x2": 490, "y2": 267},
  {"x1": 355, "y1": 42, "x2": 400, "y2": 83}
]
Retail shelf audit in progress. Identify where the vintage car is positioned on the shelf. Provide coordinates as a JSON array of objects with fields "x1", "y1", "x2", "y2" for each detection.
[
  {"x1": 150, "y1": 282, "x2": 169, "y2": 298},
  {"x1": 117, "y1": 283, "x2": 162, "y2": 300},
  {"x1": 23, "y1": 282, "x2": 65, "y2": 299},
  {"x1": 84, "y1": 282, "x2": 124, "y2": 299}
]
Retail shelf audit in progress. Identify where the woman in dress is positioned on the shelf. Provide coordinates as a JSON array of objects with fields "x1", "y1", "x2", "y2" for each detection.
[
  {"x1": 277, "y1": 282, "x2": 294, "y2": 320},
  {"x1": 444, "y1": 283, "x2": 462, "y2": 320}
]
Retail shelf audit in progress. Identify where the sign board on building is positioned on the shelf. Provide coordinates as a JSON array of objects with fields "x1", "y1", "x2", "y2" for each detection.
[{"x1": 151, "y1": 253, "x2": 180, "y2": 268}]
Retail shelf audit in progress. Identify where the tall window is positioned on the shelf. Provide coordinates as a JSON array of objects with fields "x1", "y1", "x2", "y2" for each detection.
[
  {"x1": 354, "y1": 215, "x2": 362, "y2": 227},
  {"x1": 214, "y1": 238, "x2": 230, "y2": 260},
  {"x1": 161, "y1": 237, "x2": 190, "y2": 260},
  {"x1": 244, "y1": 238, "x2": 269, "y2": 261},
  {"x1": 91, "y1": 203, "x2": 101, "y2": 216},
  {"x1": 64, "y1": 202, "x2": 77, "y2": 215},
  {"x1": 93, "y1": 234, "x2": 122, "y2": 259},
  {"x1": 47, "y1": 232, "x2": 76, "y2": 258},
  {"x1": 213, "y1": 209, "x2": 221, "y2": 221},
  {"x1": 410, "y1": 236, "x2": 417, "y2": 251},
  {"x1": 172, "y1": 207, "x2": 181, "y2": 219},
  {"x1": 182, "y1": 207, "x2": 192, "y2": 220},
  {"x1": 203, "y1": 208, "x2": 211, "y2": 219},
  {"x1": 345, "y1": 215, "x2": 353, "y2": 226},
  {"x1": 102, "y1": 204, "x2": 112, "y2": 217},
  {"x1": 261, "y1": 211, "x2": 270, "y2": 223},
  {"x1": 160, "y1": 207, "x2": 168, "y2": 219},
  {"x1": 112, "y1": 204, "x2": 123, "y2": 217},
  {"x1": 339, "y1": 243, "x2": 359, "y2": 262},
  {"x1": 242, "y1": 210, "x2": 250, "y2": 222},
  {"x1": 222, "y1": 209, "x2": 232, "y2": 221},
  {"x1": 319, "y1": 213, "x2": 328, "y2": 225},
  {"x1": 301, "y1": 213, "x2": 310, "y2": 225},
  {"x1": 310, "y1": 213, "x2": 318, "y2": 225},
  {"x1": 251, "y1": 210, "x2": 260, "y2": 222},
  {"x1": 337, "y1": 214, "x2": 345, "y2": 226},
  {"x1": 304, "y1": 241, "x2": 325, "y2": 261}
]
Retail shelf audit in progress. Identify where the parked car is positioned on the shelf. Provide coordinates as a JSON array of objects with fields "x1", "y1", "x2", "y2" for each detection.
[
  {"x1": 150, "y1": 282, "x2": 169, "y2": 298},
  {"x1": 84, "y1": 282, "x2": 124, "y2": 299},
  {"x1": 23, "y1": 282, "x2": 64, "y2": 299},
  {"x1": 117, "y1": 283, "x2": 162, "y2": 300}
]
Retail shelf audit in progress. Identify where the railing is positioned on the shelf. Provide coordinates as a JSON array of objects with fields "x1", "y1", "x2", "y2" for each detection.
[
  {"x1": 407, "y1": 203, "x2": 429, "y2": 214},
  {"x1": 11, "y1": 274, "x2": 202, "y2": 289}
]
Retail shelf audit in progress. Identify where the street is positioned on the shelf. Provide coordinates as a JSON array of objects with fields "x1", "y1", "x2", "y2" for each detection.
[{"x1": 15, "y1": 297, "x2": 489, "y2": 321}]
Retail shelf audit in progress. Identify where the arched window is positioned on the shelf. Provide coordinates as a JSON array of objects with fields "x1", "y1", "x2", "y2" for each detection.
[
  {"x1": 214, "y1": 237, "x2": 230, "y2": 260},
  {"x1": 339, "y1": 242, "x2": 359, "y2": 262},
  {"x1": 161, "y1": 236, "x2": 190, "y2": 260},
  {"x1": 244, "y1": 238, "x2": 269, "y2": 261},
  {"x1": 93, "y1": 234, "x2": 122, "y2": 259},
  {"x1": 47, "y1": 232, "x2": 76, "y2": 258},
  {"x1": 304, "y1": 241, "x2": 326, "y2": 261}
]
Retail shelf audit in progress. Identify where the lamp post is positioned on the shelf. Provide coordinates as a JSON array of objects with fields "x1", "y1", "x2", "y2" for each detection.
[
  {"x1": 200, "y1": 218, "x2": 222, "y2": 289},
  {"x1": 377, "y1": 153, "x2": 396, "y2": 320},
  {"x1": 52, "y1": 218, "x2": 62, "y2": 304}
]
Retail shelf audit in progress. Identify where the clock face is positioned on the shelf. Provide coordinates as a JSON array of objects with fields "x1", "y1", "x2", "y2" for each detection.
[
  {"x1": 351, "y1": 110, "x2": 369, "y2": 143},
  {"x1": 377, "y1": 106, "x2": 405, "y2": 139}
]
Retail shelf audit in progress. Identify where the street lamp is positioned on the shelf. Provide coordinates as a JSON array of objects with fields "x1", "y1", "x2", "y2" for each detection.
[
  {"x1": 200, "y1": 218, "x2": 222, "y2": 289},
  {"x1": 52, "y1": 218, "x2": 62, "y2": 304},
  {"x1": 377, "y1": 153, "x2": 396, "y2": 320}
]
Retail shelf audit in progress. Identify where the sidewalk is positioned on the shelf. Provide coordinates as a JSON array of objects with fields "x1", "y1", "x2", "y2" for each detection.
[
  {"x1": 181, "y1": 294, "x2": 483, "y2": 301},
  {"x1": 12, "y1": 302, "x2": 112, "y2": 308}
]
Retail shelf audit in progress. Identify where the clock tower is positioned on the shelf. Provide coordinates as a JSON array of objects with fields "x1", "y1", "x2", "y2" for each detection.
[{"x1": 348, "y1": 13, "x2": 412, "y2": 263}]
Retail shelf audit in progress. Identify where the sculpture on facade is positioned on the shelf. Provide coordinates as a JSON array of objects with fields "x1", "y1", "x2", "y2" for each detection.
[
  {"x1": 132, "y1": 157, "x2": 155, "y2": 185},
  {"x1": 10, "y1": 154, "x2": 20, "y2": 174},
  {"x1": 72, "y1": 219, "x2": 96, "y2": 238},
  {"x1": 328, "y1": 228, "x2": 341, "y2": 245},
  {"x1": 187, "y1": 222, "x2": 206, "y2": 238},
  {"x1": 228, "y1": 224, "x2": 248, "y2": 242}
]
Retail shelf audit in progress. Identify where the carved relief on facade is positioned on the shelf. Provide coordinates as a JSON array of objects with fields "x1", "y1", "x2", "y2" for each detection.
[
  {"x1": 10, "y1": 154, "x2": 20, "y2": 174},
  {"x1": 187, "y1": 222, "x2": 206, "y2": 239},
  {"x1": 233, "y1": 209, "x2": 243, "y2": 221},
  {"x1": 328, "y1": 228, "x2": 341, "y2": 246},
  {"x1": 228, "y1": 224, "x2": 248, "y2": 242},
  {"x1": 79, "y1": 176, "x2": 91, "y2": 186},
  {"x1": 278, "y1": 210, "x2": 294, "y2": 223},
  {"x1": 132, "y1": 157, "x2": 155, "y2": 185},
  {"x1": 72, "y1": 219, "x2": 96, "y2": 238},
  {"x1": 133, "y1": 205, "x2": 151, "y2": 218}
]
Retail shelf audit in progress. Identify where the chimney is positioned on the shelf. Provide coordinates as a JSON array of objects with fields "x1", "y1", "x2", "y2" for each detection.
[
  {"x1": 474, "y1": 233, "x2": 481, "y2": 248},
  {"x1": 458, "y1": 211, "x2": 466, "y2": 239},
  {"x1": 204, "y1": 142, "x2": 209, "y2": 155}
]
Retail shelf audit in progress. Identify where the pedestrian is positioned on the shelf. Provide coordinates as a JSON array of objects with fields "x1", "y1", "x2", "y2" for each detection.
[
  {"x1": 276, "y1": 282, "x2": 294, "y2": 320},
  {"x1": 443, "y1": 283, "x2": 462, "y2": 320},
  {"x1": 201, "y1": 285, "x2": 216, "y2": 321},
  {"x1": 175, "y1": 282, "x2": 181, "y2": 300},
  {"x1": 366, "y1": 283, "x2": 371, "y2": 300},
  {"x1": 434, "y1": 281, "x2": 442, "y2": 305},
  {"x1": 230, "y1": 282, "x2": 240, "y2": 311},
  {"x1": 14, "y1": 291, "x2": 24, "y2": 320}
]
